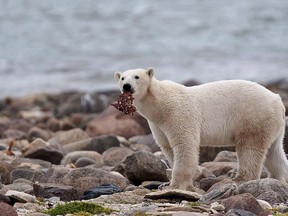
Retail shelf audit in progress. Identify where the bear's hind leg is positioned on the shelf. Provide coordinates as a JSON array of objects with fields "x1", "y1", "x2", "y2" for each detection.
[
  {"x1": 234, "y1": 137, "x2": 268, "y2": 183},
  {"x1": 264, "y1": 128, "x2": 288, "y2": 183}
]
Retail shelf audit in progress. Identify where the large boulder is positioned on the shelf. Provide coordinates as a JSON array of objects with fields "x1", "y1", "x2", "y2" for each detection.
[{"x1": 123, "y1": 151, "x2": 169, "y2": 185}]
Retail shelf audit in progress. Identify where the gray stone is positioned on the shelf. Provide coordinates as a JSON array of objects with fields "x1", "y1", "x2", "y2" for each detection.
[
  {"x1": 199, "y1": 146, "x2": 235, "y2": 163},
  {"x1": 201, "y1": 161, "x2": 237, "y2": 177},
  {"x1": 213, "y1": 151, "x2": 237, "y2": 162},
  {"x1": 124, "y1": 151, "x2": 169, "y2": 185},
  {"x1": 48, "y1": 128, "x2": 89, "y2": 146},
  {"x1": 60, "y1": 167, "x2": 129, "y2": 195},
  {"x1": 27, "y1": 127, "x2": 51, "y2": 142},
  {"x1": 40, "y1": 166, "x2": 70, "y2": 183},
  {"x1": 5, "y1": 190, "x2": 37, "y2": 203},
  {"x1": 24, "y1": 146, "x2": 64, "y2": 165},
  {"x1": 144, "y1": 189, "x2": 202, "y2": 201},
  {"x1": 200, "y1": 183, "x2": 239, "y2": 204},
  {"x1": 81, "y1": 184, "x2": 122, "y2": 200},
  {"x1": 61, "y1": 151, "x2": 102, "y2": 166},
  {"x1": 10, "y1": 168, "x2": 44, "y2": 183},
  {"x1": 0, "y1": 161, "x2": 14, "y2": 184},
  {"x1": 238, "y1": 178, "x2": 288, "y2": 204},
  {"x1": 75, "y1": 157, "x2": 96, "y2": 167},
  {"x1": 33, "y1": 182, "x2": 79, "y2": 201}
]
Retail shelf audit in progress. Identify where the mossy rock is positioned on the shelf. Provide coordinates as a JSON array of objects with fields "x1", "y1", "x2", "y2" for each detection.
[{"x1": 43, "y1": 201, "x2": 114, "y2": 216}]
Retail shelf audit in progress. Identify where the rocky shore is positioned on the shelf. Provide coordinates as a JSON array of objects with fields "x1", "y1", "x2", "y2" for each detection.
[{"x1": 0, "y1": 80, "x2": 288, "y2": 216}]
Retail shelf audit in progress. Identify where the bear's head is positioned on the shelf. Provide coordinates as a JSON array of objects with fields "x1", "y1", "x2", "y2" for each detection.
[{"x1": 114, "y1": 68, "x2": 154, "y2": 100}]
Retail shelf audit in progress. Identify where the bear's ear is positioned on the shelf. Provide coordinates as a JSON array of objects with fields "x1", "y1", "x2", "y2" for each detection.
[
  {"x1": 114, "y1": 71, "x2": 122, "y2": 81},
  {"x1": 146, "y1": 67, "x2": 154, "y2": 78}
]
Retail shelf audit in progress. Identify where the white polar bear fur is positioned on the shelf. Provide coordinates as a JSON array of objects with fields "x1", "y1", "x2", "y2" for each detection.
[{"x1": 115, "y1": 68, "x2": 287, "y2": 191}]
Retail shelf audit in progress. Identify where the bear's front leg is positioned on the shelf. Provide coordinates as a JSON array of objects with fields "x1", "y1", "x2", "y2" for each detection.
[{"x1": 168, "y1": 132, "x2": 200, "y2": 192}]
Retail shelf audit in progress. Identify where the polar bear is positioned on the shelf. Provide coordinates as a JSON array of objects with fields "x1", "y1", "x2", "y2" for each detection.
[{"x1": 114, "y1": 68, "x2": 287, "y2": 191}]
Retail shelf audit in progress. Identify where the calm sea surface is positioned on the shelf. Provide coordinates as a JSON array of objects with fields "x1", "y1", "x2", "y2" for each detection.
[{"x1": 0, "y1": 0, "x2": 288, "y2": 98}]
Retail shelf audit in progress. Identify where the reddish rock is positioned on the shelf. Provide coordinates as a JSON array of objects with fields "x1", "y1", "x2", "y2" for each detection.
[
  {"x1": 86, "y1": 106, "x2": 149, "y2": 139},
  {"x1": 221, "y1": 193, "x2": 264, "y2": 215},
  {"x1": 0, "y1": 202, "x2": 17, "y2": 216},
  {"x1": 102, "y1": 147, "x2": 134, "y2": 166},
  {"x1": 0, "y1": 161, "x2": 14, "y2": 184}
]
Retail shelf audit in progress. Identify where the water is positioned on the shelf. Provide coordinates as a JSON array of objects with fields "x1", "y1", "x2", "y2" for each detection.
[{"x1": 0, "y1": 0, "x2": 288, "y2": 98}]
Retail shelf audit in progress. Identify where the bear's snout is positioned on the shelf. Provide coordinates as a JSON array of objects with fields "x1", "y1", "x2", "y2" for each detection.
[{"x1": 123, "y1": 83, "x2": 133, "y2": 93}]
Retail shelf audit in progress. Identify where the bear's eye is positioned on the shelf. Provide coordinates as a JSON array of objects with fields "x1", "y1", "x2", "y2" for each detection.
[
  {"x1": 135, "y1": 76, "x2": 140, "y2": 79},
  {"x1": 121, "y1": 77, "x2": 125, "y2": 81}
]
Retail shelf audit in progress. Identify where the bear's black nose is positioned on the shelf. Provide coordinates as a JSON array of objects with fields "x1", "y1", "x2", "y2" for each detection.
[{"x1": 123, "y1": 83, "x2": 132, "y2": 92}]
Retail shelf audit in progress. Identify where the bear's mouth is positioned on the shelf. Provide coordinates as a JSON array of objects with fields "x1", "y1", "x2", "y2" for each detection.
[{"x1": 122, "y1": 83, "x2": 134, "y2": 94}]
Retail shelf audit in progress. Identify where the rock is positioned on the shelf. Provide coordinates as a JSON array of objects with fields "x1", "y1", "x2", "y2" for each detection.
[
  {"x1": 46, "y1": 117, "x2": 60, "y2": 132},
  {"x1": 256, "y1": 190, "x2": 285, "y2": 205},
  {"x1": 11, "y1": 158, "x2": 52, "y2": 169},
  {"x1": 199, "y1": 176, "x2": 224, "y2": 192},
  {"x1": 129, "y1": 134, "x2": 160, "y2": 152},
  {"x1": 93, "y1": 188, "x2": 149, "y2": 204},
  {"x1": 60, "y1": 167, "x2": 129, "y2": 195},
  {"x1": 27, "y1": 127, "x2": 51, "y2": 142},
  {"x1": 2, "y1": 128, "x2": 26, "y2": 140},
  {"x1": 221, "y1": 193, "x2": 264, "y2": 215},
  {"x1": 140, "y1": 181, "x2": 165, "y2": 190},
  {"x1": 213, "y1": 151, "x2": 237, "y2": 162},
  {"x1": 144, "y1": 189, "x2": 202, "y2": 201},
  {"x1": 22, "y1": 138, "x2": 49, "y2": 153},
  {"x1": 75, "y1": 157, "x2": 97, "y2": 167},
  {"x1": 61, "y1": 151, "x2": 102, "y2": 166},
  {"x1": 40, "y1": 166, "x2": 70, "y2": 183},
  {"x1": 86, "y1": 106, "x2": 148, "y2": 139},
  {"x1": 210, "y1": 201, "x2": 225, "y2": 211},
  {"x1": 24, "y1": 144, "x2": 64, "y2": 165},
  {"x1": 102, "y1": 147, "x2": 134, "y2": 166},
  {"x1": 48, "y1": 128, "x2": 89, "y2": 146},
  {"x1": 200, "y1": 183, "x2": 239, "y2": 204},
  {"x1": 63, "y1": 135, "x2": 120, "y2": 153},
  {"x1": 201, "y1": 161, "x2": 237, "y2": 176},
  {"x1": 1, "y1": 182, "x2": 34, "y2": 194},
  {"x1": 33, "y1": 182, "x2": 79, "y2": 201},
  {"x1": 199, "y1": 146, "x2": 235, "y2": 163},
  {"x1": 0, "y1": 202, "x2": 18, "y2": 216},
  {"x1": 123, "y1": 151, "x2": 169, "y2": 185},
  {"x1": 257, "y1": 199, "x2": 272, "y2": 210},
  {"x1": 5, "y1": 190, "x2": 37, "y2": 203},
  {"x1": 0, "y1": 161, "x2": 14, "y2": 184},
  {"x1": 10, "y1": 168, "x2": 44, "y2": 183},
  {"x1": 81, "y1": 184, "x2": 122, "y2": 200},
  {"x1": 0, "y1": 193, "x2": 11, "y2": 204},
  {"x1": 238, "y1": 178, "x2": 288, "y2": 204},
  {"x1": 225, "y1": 209, "x2": 257, "y2": 216}
]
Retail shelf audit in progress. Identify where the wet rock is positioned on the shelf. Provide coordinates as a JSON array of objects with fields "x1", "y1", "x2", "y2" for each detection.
[
  {"x1": 144, "y1": 189, "x2": 202, "y2": 201},
  {"x1": 60, "y1": 167, "x2": 129, "y2": 195},
  {"x1": 201, "y1": 161, "x2": 237, "y2": 176},
  {"x1": 0, "y1": 202, "x2": 18, "y2": 216},
  {"x1": 63, "y1": 135, "x2": 120, "y2": 153},
  {"x1": 27, "y1": 127, "x2": 51, "y2": 142},
  {"x1": 221, "y1": 193, "x2": 264, "y2": 215},
  {"x1": 2, "y1": 128, "x2": 27, "y2": 140},
  {"x1": 238, "y1": 178, "x2": 288, "y2": 204},
  {"x1": 10, "y1": 168, "x2": 44, "y2": 183},
  {"x1": 124, "y1": 151, "x2": 169, "y2": 185},
  {"x1": 81, "y1": 184, "x2": 122, "y2": 200},
  {"x1": 48, "y1": 128, "x2": 89, "y2": 146},
  {"x1": 40, "y1": 166, "x2": 70, "y2": 183},
  {"x1": 61, "y1": 151, "x2": 102, "y2": 166},
  {"x1": 200, "y1": 183, "x2": 239, "y2": 204},
  {"x1": 5, "y1": 190, "x2": 37, "y2": 203},
  {"x1": 33, "y1": 182, "x2": 79, "y2": 201},
  {"x1": 86, "y1": 106, "x2": 148, "y2": 139},
  {"x1": 102, "y1": 147, "x2": 134, "y2": 166},
  {"x1": 75, "y1": 157, "x2": 97, "y2": 167},
  {"x1": 213, "y1": 151, "x2": 237, "y2": 162},
  {"x1": 0, "y1": 161, "x2": 14, "y2": 184},
  {"x1": 199, "y1": 146, "x2": 235, "y2": 163},
  {"x1": 225, "y1": 209, "x2": 257, "y2": 216}
]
